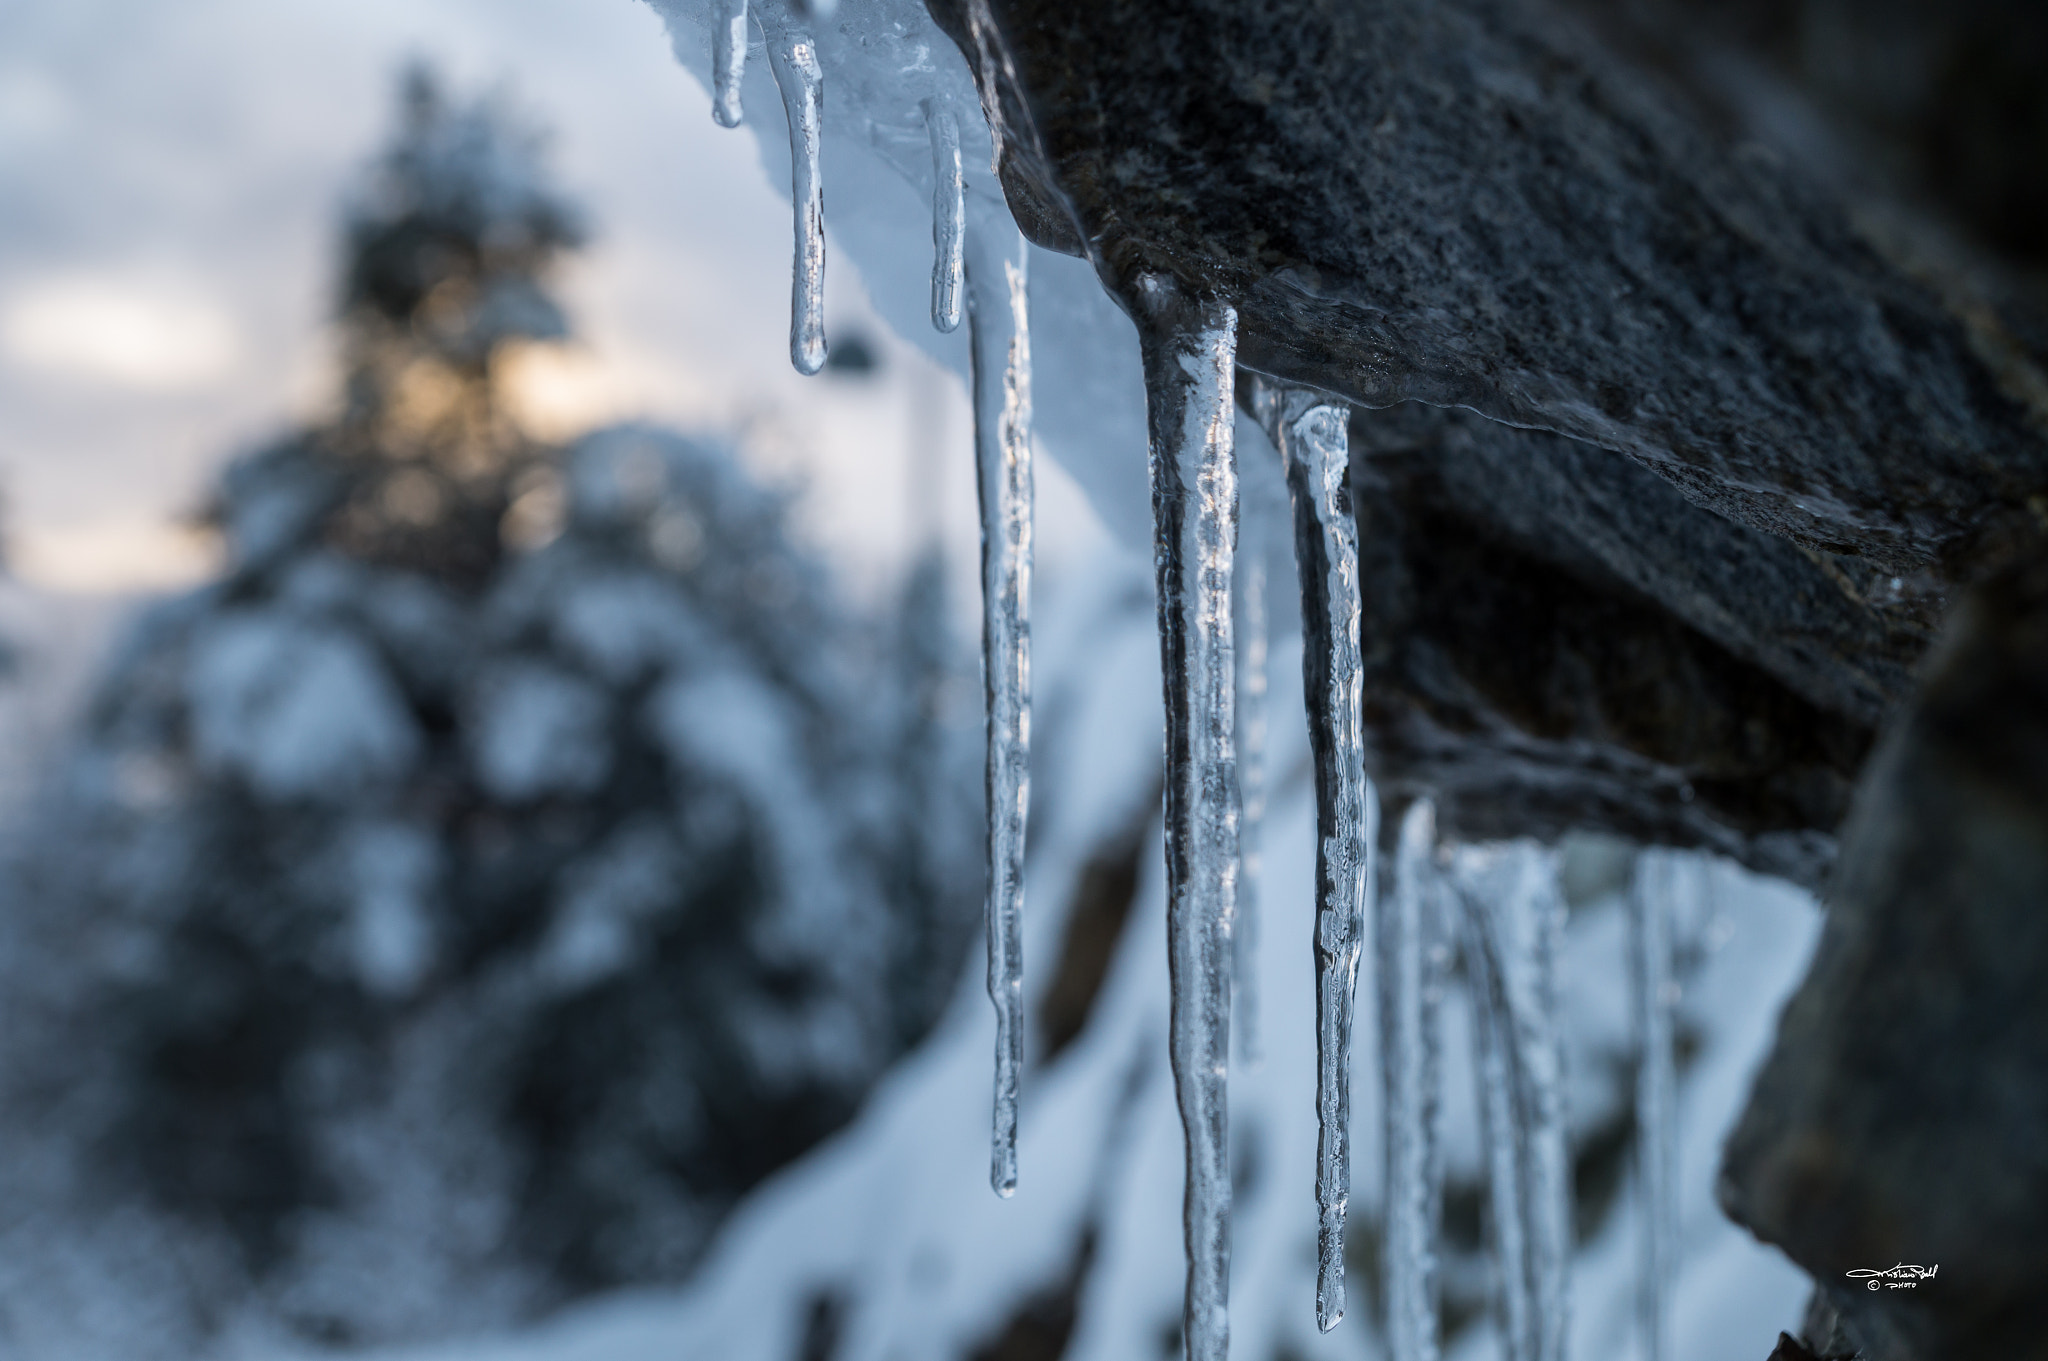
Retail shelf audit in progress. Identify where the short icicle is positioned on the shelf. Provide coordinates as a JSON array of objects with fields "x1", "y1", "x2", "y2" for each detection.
[
  {"x1": 1134, "y1": 274, "x2": 1239, "y2": 1361},
  {"x1": 1381, "y1": 797, "x2": 1445, "y2": 1361},
  {"x1": 759, "y1": 4, "x2": 826, "y2": 374},
  {"x1": 924, "y1": 99, "x2": 965, "y2": 333},
  {"x1": 1453, "y1": 846, "x2": 1570, "y2": 1361},
  {"x1": 1630, "y1": 850, "x2": 1678, "y2": 1361},
  {"x1": 710, "y1": 0, "x2": 748, "y2": 127},
  {"x1": 1232, "y1": 475, "x2": 1267, "y2": 1070},
  {"x1": 964, "y1": 206, "x2": 1033, "y2": 1198},
  {"x1": 1251, "y1": 380, "x2": 1370, "y2": 1332}
]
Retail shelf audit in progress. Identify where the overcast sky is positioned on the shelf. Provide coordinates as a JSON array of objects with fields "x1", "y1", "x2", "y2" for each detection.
[{"x1": 0, "y1": 0, "x2": 1106, "y2": 598}]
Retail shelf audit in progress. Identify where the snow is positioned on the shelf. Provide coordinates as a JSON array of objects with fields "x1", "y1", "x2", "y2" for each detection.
[
  {"x1": 468, "y1": 661, "x2": 613, "y2": 802},
  {"x1": 185, "y1": 610, "x2": 420, "y2": 800}
]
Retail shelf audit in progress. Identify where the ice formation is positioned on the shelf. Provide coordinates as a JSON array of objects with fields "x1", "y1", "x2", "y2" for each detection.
[
  {"x1": 1233, "y1": 491, "x2": 1267, "y2": 1070},
  {"x1": 710, "y1": 0, "x2": 747, "y2": 126},
  {"x1": 636, "y1": 3, "x2": 1785, "y2": 1355},
  {"x1": 1135, "y1": 274, "x2": 1240, "y2": 1361},
  {"x1": 964, "y1": 206, "x2": 1034, "y2": 1198},
  {"x1": 1452, "y1": 844, "x2": 1570, "y2": 1361},
  {"x1": 1631, "y1": 851, "x2": 1679, "y2": 1361},
  {"x1": 756, "y1": 2, "x2": 827, "y2": 374},
  {"x1": 1383, "y1": 798, "x2": 1445, "y2": 1361},
  {"x1": 1251, "y1": 382, "x2": 1372, "y2": 1332},
  {"x1": 924, "y1": 98, "x2": 964, "y2": 334}
]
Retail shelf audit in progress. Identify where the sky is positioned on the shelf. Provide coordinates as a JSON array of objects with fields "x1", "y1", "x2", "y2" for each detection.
[{"x1": 0, "y1": 0, "x2": 1107, "y2": 599}]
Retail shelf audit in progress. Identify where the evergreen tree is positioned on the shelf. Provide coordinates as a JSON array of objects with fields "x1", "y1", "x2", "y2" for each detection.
[{"x1": 0, "y1": 66, "x2": 975, "y2": 1353}]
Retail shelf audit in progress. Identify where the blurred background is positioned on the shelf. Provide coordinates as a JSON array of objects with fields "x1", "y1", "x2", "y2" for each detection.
[{"x1": 0, "y1": 3, "x2": 1831, "y2": 1360}]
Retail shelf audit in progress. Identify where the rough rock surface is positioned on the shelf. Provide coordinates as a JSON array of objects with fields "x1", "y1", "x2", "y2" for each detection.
[
  {"x1": 931, "y1": 0, "x2": 2048, "y2": 867},
  {"x1": 1718, "y1": 558, "x2": 2048, "y2": 1360}
]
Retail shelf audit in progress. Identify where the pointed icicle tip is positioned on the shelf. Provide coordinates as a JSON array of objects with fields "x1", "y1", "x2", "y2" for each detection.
[
  {"x1": 711, "y1": 0, "x2": 748, "y2": 127},
  {"x1": 924, "y1": 98, "x2": 965, "y2": 334},
  {"x1": 966, "y1": 208, "x2": 1033, "y2": 1201},
  {"x1": 762, "y1": 15, "x2": 826, "y2": 375},
  {"x1": 1135, "y1": 272, "x2": 1240, "y2": 1361}
]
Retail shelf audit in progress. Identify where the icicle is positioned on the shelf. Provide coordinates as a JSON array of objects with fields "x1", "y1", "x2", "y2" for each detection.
[
  {"x1": 801, "y1": 0, "x2": 838, "y2": 18},
  {"x1": 1381, "y1": 797, "x2": 1444, "y2": 1361},
  {"x1": 964, "y1": 209, "x2": 1033, "y2": 1198},
  {"x1": 1134, "y1": 274, "x2": 1239, "y2": 1361},
  {"x1": 1630, "y1": 851, "x2": 1678, "y2": 1361},
  {"x1": 924, "y1": 99, "x2": 965, "y2": 334},
  {"x1": 1233, "y1": 487, "x2": 1267, "y2": 1071},
  {"x1": 710, "y1": 0, "x2": 749, "y2": 127},
  {"x1": 760, "y1": 7, "x2": 826, "y2": 374},
  {"x1": 1250, "y1": 381, "x2": 1370, "y2": 1331},
  {"x1": 1453, "y1": 846, "x2": 1570, "y2": 1361}
]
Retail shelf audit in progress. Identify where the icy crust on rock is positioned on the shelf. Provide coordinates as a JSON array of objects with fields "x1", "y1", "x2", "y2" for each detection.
[{"x1": 639, "y1": 0, "x2": 1154, "y2": 545}]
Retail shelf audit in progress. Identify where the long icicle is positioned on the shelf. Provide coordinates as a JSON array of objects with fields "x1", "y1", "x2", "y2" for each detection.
[
  {"x1": 1382, "y1": 797, "x2": 1444, "y2": 1361},
  {"x1": 1454, "y1": 846, "x2": 1570, "y2": 1361},
  {"x1": 710, "y1": 0, "x2": 748, "y2": 127},
  {"x1": 1134, "y1": 273, "x2": 1238, "y2": 1361},
  {"x1": 1252, "y1": 381, "x2": 1370, "y2": 1331},
  {"x1": 1630, "y1": 850, "x2": 1678, "y2": 1361},
  {"x1": 924, "y1": 99, "x2": 965, "y2": 334},
  {"x1": 1233, "y1": 473, "x2": 1267, "y2": 1071},
  {"x1": 965, "y1": 209, "x2": 1033, "y2": 1198},
  {"x1": 761, "y1": 7, "x2": 826, "y2": 374}
]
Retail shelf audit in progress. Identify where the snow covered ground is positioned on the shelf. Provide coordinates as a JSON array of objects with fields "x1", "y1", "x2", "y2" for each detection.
[{"x1": 226, "y1": 533, "x2": 1821, "y2": 1361}]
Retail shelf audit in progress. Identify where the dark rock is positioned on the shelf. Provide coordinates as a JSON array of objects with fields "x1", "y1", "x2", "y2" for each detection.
[
  {"x1": 929, "y1": 0, "x2": 2048, "y2": 861},
  {"x1": 935, "y1": 0, "x2": 2048, "y2": 576},
  {"x1": 1343, "y1": 401, "x2": 1889, "y2": 883},
  {"x1": 1718, "y1": 557, "x2": 2048, "y2": 1360}
]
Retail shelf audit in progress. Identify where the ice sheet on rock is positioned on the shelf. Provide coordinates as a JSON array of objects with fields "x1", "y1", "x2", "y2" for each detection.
[
  {"x1": 925, "y1": 98, "x2": 965, "y2": 333},
  {"x1": 1451, "y1": 844, "x2": 1570, "y2": 1361},
  {"x1": 1135, "y1": 274, "x2": 1239, "y2": 1361},
  {"x1": 1250, "y1": 381, "x2": 1370, "y2": 1331},
  {"x1": 758, "y1": 2, "x2": 826, "y2": 374},
  {"x1": 710, "y1": 0, "x2": 748, "y2": 126},
  {"x1": 1630, "y1": 850, "x2": 1678, "y2": 1361},
  {"x1": 964, "y1": 205, "x2": 1034, "y2": 1198},
  {"x1": 1382, "y1": 798, "x2": 1445, "y2": 1361},
  {"x1": 640, "y1": 0, "x2": 1164, "y2": 552}
]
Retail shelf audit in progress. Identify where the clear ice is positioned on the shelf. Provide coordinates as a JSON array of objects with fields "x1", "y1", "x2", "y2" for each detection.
[
  {"x1": 1250, "y1": 381, "x2": 1370, "y2": 1331},
  {"x1": 710, "y1": 0, "x2": 748, "y2": 127},
  {"x1": 1382, "y1": 797, "x2": 1444, "y2": 1361},
  {"x1": 1453, "y1": 846, "x2": 1570, "y2": 1361},
  {"x1": 924, "y1": 99, "x2": 965, "y2": 334},
  {"x1": 1233, "y1": 473, "x2": 1267, "y2": 1070},
  {"x1": 965, "y1": 212, "x2": 1034, "y2": 1198},
  {"x1": 1630, "y1": 851, "x2": 1678, "y2": 1361},
  {"x1": 1135, "y1": 274, "x2": 1239, "y2": 1361},
  {"x1": 760, "y1": 6, "x2": 826, "y2": 374}
]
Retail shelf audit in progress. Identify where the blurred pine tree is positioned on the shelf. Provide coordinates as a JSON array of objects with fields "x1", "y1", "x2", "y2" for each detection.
[{"x1": 0, "y1": 65, "x2": 976, "y2": 1352}]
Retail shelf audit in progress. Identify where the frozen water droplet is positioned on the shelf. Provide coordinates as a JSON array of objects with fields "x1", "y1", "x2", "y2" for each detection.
[
  {"x1": 1233, "y1": 492, "x2": 1267, "y2": 1071},
  {"x1": 925, "y1": 99, "x2": 965, "y2": 334},
  {"x1": 965, "y1": 206, "x2": 1033, "y2": 1198},
  {"x1": 711, "y1": 0, "x2": 748, "y2": 127},
  {"x1": 1631, "y1": 851, "x2": 1679, "y2": 1361},
  {"x1": 761, "y1": 8, "x2": 826, "y2": 374},
  {"x1": 1135, "y1": 273, "x2": 1239, "y2": 1361},
  {"x1": 1382, "y1": 797, "x2": 1445, "y2": 1361},
  {"x1": 1251, "y1": 380, "x2": 1370, "y2": 1333},
  {"x1": 1452, "y1": 845, "x2": 1570, "y2": 1361}
]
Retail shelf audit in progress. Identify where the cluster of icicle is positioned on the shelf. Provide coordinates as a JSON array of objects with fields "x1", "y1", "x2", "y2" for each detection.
[{"x1": 693, "y1": 13, "x2": 1683, "y2": 1356}]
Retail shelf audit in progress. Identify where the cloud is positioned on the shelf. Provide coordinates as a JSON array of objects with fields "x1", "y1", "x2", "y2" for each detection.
[{"x1": 2, "y1": 274, "x2": 243, "y2": 392}]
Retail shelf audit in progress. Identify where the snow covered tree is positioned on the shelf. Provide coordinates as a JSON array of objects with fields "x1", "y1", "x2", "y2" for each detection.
[{"x1": 0, "y1": 65, "x2": 975, "y2": 1353}]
